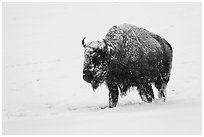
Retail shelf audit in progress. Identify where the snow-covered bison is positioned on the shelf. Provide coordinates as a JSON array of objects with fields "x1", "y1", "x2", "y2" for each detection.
[{"x1": 82, "y1": 23, "x2": 173, "y2": 108}]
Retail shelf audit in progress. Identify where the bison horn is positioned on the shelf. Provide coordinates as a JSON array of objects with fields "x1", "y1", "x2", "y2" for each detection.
[{"x1": 82, "y1": 37, "x2": 86, "y2": 48}]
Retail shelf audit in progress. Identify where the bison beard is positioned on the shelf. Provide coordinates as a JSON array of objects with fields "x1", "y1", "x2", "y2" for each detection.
[{"x1": 82, "y1": 23, "x2": 173, "y2": 108}]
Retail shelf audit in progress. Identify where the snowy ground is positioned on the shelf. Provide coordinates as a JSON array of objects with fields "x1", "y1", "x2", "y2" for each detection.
[{"x1": 2, "y1": 3, "x2": 202, "y2": 135}]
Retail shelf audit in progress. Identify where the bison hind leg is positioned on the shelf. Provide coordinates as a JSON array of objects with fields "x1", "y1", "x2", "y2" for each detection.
[
  {"x1": 154, "y1": 75, "x2": 168, "y2": 102},
  {"x1": 138, "y1": 82, "x2": 155, "y2": 103},
  {"x1": 158, "y1": 83, "x2": 167, "y2": 102}
]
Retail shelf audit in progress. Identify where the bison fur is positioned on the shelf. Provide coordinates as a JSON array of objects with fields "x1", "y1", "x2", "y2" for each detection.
[{"x1": 82, "y1": 23, "x2": 173, "y2": 108}]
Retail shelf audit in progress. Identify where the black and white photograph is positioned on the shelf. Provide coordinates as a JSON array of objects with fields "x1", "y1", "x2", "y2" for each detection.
[{"x1": 2, "y1": 2, "x2": 202, "y2": 135}]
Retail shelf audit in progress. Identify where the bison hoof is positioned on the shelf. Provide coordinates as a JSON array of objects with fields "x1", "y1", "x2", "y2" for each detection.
[
  {"x1": 109, "y1": 103, "x2": 117, "y2": 108},
  {"x1": 158, "y1": 96, "x2": 166, "y2": 102},
  {"x1": 158, "y1": 92, "x2": 166, "y2": 102},
  {"x1": 109, "y1": 105, "x2": 116, "y2": 108},
  {"x1": 141, "y1": 94, "x2": 154, "y2": 103},
  {"x1": 156, "y1": 97, "x2": 166, "y2": 103}
]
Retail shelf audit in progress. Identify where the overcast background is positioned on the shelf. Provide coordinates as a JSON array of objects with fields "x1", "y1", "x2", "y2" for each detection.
[{"x1": 2, "y1": 2, "x2": 202, "y2": 134}]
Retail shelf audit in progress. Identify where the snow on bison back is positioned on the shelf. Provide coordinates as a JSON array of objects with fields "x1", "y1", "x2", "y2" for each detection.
[{"x1": 82, "y1": 23, "x2": 173, "y2": 108}]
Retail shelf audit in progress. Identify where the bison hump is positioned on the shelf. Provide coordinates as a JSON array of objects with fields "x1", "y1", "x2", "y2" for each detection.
[{"x1": 104, "y1": 23, "x2": 163, "y2": 62}]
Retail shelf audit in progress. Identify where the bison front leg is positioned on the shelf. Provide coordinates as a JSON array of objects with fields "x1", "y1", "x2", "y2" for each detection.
[
  {"x1": 138, "y1": 83, "x2": 155, "y2": 103},
  {"x1": 107, "y1": 82, "x2": 119, "y2": 108}
]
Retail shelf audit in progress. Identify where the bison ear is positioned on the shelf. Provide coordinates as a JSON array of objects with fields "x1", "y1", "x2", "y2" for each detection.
[{"x1": 82, "y1": 37, "x2": 86, "y2": 48}]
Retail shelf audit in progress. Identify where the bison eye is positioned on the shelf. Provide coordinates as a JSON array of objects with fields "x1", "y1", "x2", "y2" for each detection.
[
  {"x1": 87, "y1": 64, "x2": 94, "y2": 70},
  {"x1": 90, "y1": 52, "x2": 96, "y2": 57}
]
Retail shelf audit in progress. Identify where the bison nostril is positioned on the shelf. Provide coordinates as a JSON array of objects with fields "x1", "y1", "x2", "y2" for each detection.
[
  {"x1": 83, "y1": 73, "x2": 91, "y2": 83},
  {"x1": 83, "y1": 73, "x2": 87, "y2": 79}
]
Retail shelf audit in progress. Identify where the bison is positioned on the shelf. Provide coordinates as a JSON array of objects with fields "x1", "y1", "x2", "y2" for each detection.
[{"x1": 82, "y1": 23, "x2": 173, "y2": 108}]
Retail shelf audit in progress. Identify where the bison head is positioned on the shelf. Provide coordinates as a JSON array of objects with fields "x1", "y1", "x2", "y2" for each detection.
[{"x1": 82, "y1": 37, "x2": 110, "y2": 90}]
